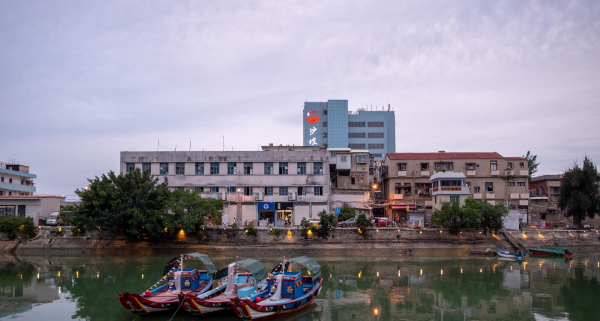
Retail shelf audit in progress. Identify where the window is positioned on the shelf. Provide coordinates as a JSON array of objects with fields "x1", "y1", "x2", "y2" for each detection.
[
  {"x1": 368, "y1": 132, "x2": 384, "y2": 138},
  {"x1": 126, "y1": 163, "x2": 135, "y2": 173},
  {"x1": 466, "y1": 163, "x2": 476, "y2": 170},
  {"x1": 210, "y1": 187, "x2": 219, "y2": 193},
  {"x1": 210, "y1": 162, "x2": 219, "y2": 175},
  {"x1": 508, "y1": 182, "x2": 516, "y2": 186},
  {"x1": 348, "y1": 132, "x2": 366, "y2": 138},
  {"x1": 323, "y1": 110, "x2": 327, "y2": 115},
  {"x1": 518, "y1": 182, "x2": 526, "y2": 187},
  {"x1": 244, "y1": 163, "x2": 253, "y2": 175},
  {"x1": 485, "y1": 182, "x2": 494, "y2": 192},
  {"x1": 175, "y1": 163, "x2": 185, "y2": 175},
  {"x1": 520, "y1": 162, "x2": 525, "y2": 169},
  {"x1": 348, "y1": 121, "x2": 366, "y2": 127},
  {"x1": 330, "y1": 151, "x2": 336, "y2": 157},
  {"x1": 9, "y1": 178, "x2": 12, "y2": 184},
  {"x1": 279, "y1": 162, "x2": 288, "y2": 175},
  {"x1": 298, "y1": 186, "x2": 306, "y2": 195},
  {"x1": 349, "y1": 144, "x2": 366, "y2": 149},
  {"x1": 297, "y1": 162, "x2": 306, "y2": 174},
  {"x1": 314, "y1": 186, "x2": 323, "y2": 196},
  {"x1": 441, "y1": 180, "x2": 463, "y2": 187},
  {"x1": 264, "y1": 162, "x2": 274, "y2": 175},
  {"x1": 490, "y1": 161, "x2": 498, "y2": 171},
  {"x1": 194, "y1": 187, "x2": 204, "y2": 193},
  {"x1": 313, "y1": 162, "x2": 323, "y2": 174},
  {"x1": 160, "y1": 163, "x2": 169, "y2": 175},
  {"x1": 368, "y1": 122, "x2": 384, "y2": 127},
  {"x1": 357, "y1": 172, "x2": 365, "y2": 182},
  {"x1": 0, "y1": 177, "x2": 3, "y2": 182},
  {"x1": 450, "y1": 196, "x2": 459, "y2": 203},
  {"x1": 398, "y1": 163, "x2": 406, "y2": 171},
  {"x1": 195, "y1": 163, "x2": 204, "y2": 175},
  {"x1": 142, "y1": 163, "x2": 151, "y2": 173},
  {"x1": 552, "y1": 186, "x2": 559, "y2": 194},
  {"x1": 530, "y1": 190, "x2": 536, "y2": 196},
  {"x1": 243, "y1": 186, "x2": 253, "y2": 196},
  {"x1": 323, "y1": 122, "x2": 327, "y2": 127},
  {"x1": 279, "y1": 186, "x2": 288, "y2": 195},
  {"x1": 421, "y1": 163, "x2": 429, "y2": 171},
  {"x1": 0, "y1": 191, "x2": 2, "y2": 196},
  {"x1": 368, "y1": 144, "x2": 384, "y2": 149},
  {"x1": 435, "y1": 162, "x2": 453, "y2": 171},
  {"x1": 540, "y1": 186, "x2": 545, "y2": 195},
  {"x1": 341, "y1": 155, "x2": 348, "y2": 162},
  {"x1": 227, "y1": 186, "x2": 237, "y2": 193},
  {"x1": 227, "y1": 163, "x2": 237, "y2": 175},
  {"x1": 507, "y1": 162, "x2": 514, "y2": 169},
  {"x1": 322, "y1": 132, "x2": 327, "y2": 138},
  {"x1": 357, "y1": 155, "x2": 368, "y2": 163},
  {"x1": 474, "y1": 186, "x2": 481, "y2": 193},
  {"x1": 265, "y1": 186, "x2": 274, "y2": 196}
]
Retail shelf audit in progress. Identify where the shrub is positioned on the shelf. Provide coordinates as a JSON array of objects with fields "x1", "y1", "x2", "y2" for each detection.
[
  {"x1": 300, "y1": 218, "x2": 310, "y2": 237},
  {"x1": 245, "y1": 224, "x2": 257, "y2": 237},
  {"x1": 231, "y1": 223, "x2": 239, "y2": 230},
  {"x1": 269, "y1": 228, "x2": 283, "y2": 237},
  {"x1": 356, "y1": 213, "x2": 371, "y2": 235},
  {"x1": 0, "y1": 216, "x2": 37, "y2": 238},
  {"x1": 317, "y1": 210, "x2": 337, "y2": 238}
]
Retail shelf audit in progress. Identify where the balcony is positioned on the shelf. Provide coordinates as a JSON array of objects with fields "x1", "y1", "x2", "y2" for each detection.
[
  {"x1": 394, "y1": 194, "x2": 404, "y2": 200},
  {"x1": 520, "y1": 193, "x2": 529, "y2": 199},
  {"x1": 505, "y1": 170, "x2": 514, "y2": 176},
  {"x1": 398, "y1": 171, "x2": 407, "y2": 177},
  {"x1": 490, "y1": 170, "x2": 500, "y2": 176},
  {"x1": 467, "y1": 170, "x2": 476, "y2": 176},
  {"x1": 510, "y1": 193, "x2": 519, "y2": 199},
  {"x1": 473, "y1": 193, "x2": 483, "y2": 200},
  {"x1": 0, "y1": 168, "x2": 37, "y2": 178},
  {"x1": 424, "y1": 201, "x2": 433, "y2": 207},
  {"x1": 0, "y1": 182, "x2": 36, "y2": 193},
  {"x1": 242, "y1": 195, "x2": 254, "y2": 202},
  {"x1": 519, "y1": 200, "x2": 528, "y2": 206},
  {"x1": 204, "y1": 193, "x2": 223, "y2": 200},
  {"x1": 420, "y1": 171, "x2": 430, "y2": 177},
  {"x1": 487, "y1": 200, "x2": 496, "y2": 205},
  {"x1": 519, "y1": 170, "x2": 529, "y2": 176},
  {"x1": 486, "y1": 193, "x2": 495, "y2": 199},
  {"x1": 297, "y1": 195, "x2": 307, "y2": 202}
]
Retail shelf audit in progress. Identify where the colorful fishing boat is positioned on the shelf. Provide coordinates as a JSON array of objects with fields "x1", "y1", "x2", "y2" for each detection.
[
  {"x1": 118, "y1": 253, "x2": 216, "y2": 316},
  {"x1": 231, "y1": 256, "x2": 323, "y2": 321},
  {"x1": 181, "y1": 258, "x2": 268, "y2": 317},
  {"x1": 497, "y1": 249, "x2": 525, "y2": 259},
  {"x1": 529, "y1": 248, "x2": 572, "y2": 259},
  {"x1": 469, "y1": 248, "x2": 497, "y2": 256}
]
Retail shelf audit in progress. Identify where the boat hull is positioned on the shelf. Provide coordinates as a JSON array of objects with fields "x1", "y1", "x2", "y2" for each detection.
[
  {"x1": 231, "y1": 278, "x2": 322, "y2": 321},
  {"x1": 118, "y1": 292, "x2": 179, "y2": 316},
  {"x1": 530, "y1": 251, "x2": 571, "y2": 259},
  {"x1": 182, "y1": 288, "x2": 229, "y2": 316}
]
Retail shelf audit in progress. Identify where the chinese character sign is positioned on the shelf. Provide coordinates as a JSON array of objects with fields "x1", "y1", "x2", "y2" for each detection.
[{"x1": 304, "y1": 108, "x2": 322, "y2": 146}]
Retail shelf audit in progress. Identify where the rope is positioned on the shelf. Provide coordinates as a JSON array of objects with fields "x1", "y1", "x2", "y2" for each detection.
[{"x1": 168, "y1": 292, "x2": 190, "y2": 321}]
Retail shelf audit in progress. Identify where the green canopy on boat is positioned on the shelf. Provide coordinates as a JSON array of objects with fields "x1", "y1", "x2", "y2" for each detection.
[
  {"x1": 214, "y1": 259, "x2": 268, "y2": 281},
  {"x1": 289, "y1": 256, "x2": 322, "y2": 280},
  {"x1": 162, "y1": 253, "x2": 216, "y2": 276},
  {"x1": 529, "y1": 248, "x2": 569, "y2": 256}
]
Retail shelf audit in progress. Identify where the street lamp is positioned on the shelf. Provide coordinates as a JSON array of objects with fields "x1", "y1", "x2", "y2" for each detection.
[{"x1": 83, "y1": 186, "x2": 89, "y2": 191}]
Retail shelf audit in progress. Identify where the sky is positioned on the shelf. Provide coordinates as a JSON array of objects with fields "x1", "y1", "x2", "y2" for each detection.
[{"x1": 1, "y1": 0, "x2": 599, "y2": 198}]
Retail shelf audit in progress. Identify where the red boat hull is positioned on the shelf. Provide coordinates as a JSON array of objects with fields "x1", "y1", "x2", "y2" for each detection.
[{"x1": 530, "y1": 251, "x2": 571, "y2": 259}]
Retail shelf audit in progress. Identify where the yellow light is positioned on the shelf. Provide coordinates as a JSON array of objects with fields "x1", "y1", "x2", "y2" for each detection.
[
  {"x1": 377, "y1": 229, "x2": 379, "y2": 232},
  {"x1": 76, "y1": 271, "x2": 79, "y2": 278},
  {"x1": 164, "y1": 228, "x2": 168, "y2": 232},
  {"x1": 245, "y1": 230, "x2": 248, "y2": 233},
  {"x1": 57, "y1": 271, "x2": 60, "y2": 277},
  {"x1": 492, "y1": 233, "x2": 499, "y2": 240},
  {"x1": 398, "y1": 270, "x2": 401, "y2": 277},
  {"x1": 330, "y1": 274, "x2": 332, "y2": 278},
  {"x1": 440, "y1": 269, "x2": 443, "y2": 275},
  {"x1": 420, "y1": 269, "x2": 423, "y2": 276},
  {"x1": 359, "y1": 271, "x2": 362, "y2": 278},
  {"x1": 237, "y1": 188, "x2": 241, "y2": 192},
  {"x1": 374, "y1": 308, "x2": 379, "y2": 315},
  {"x1": 522, "y1": 233, "x2": 528, "y2": 239},
  {"x1": 37, "y1": 273, "x2": 40, "y2": 279},
  {"x1": 480, "y1": 269, "x2": 482, "y2": 273},
  {"x1": 377, "y1": 272, "x2": 379, "y2": 277},
  {"x1": 179, "y1": 229, "x2": 185, "y2": 236},
  {"x1": 460, "y1": 268, "x2": 463, "y2": 273},
  {"x1": 142, "y1": 274, "x2": 144, "y2": 280},
  {"x1": 419, "y1": 230, "x2": 422, "y2": 234},
  {"x1": 569, "y1": 233, "x2": 575, "y2": 237},
  {"x1": 97, "y1": 271, "x2": 99, "y2": 278},
  {"x1": 440, "y1": 230, "x2": 443, "y2": 233},
  {"x1": 307, "y1": 230, "x2": 313, "y2": 235},
  {"x1": 511, "y1": 266, "x2": 513, "y2": 270},
  {"x1": 372, "y1": 184, "x2": 378, "y2": 190},
  {"x1": 538, "y1": 233, "x2": 544, "y2": 238},
  {"x1": 287, "y1": 230, "x2": 292, "y2": 236},
  {"x1": 58, "y1": 228, "x2": 62, "y2": 233},
  {"x1": 20, "y1": 274, "x2": 22, "y2": 279}
]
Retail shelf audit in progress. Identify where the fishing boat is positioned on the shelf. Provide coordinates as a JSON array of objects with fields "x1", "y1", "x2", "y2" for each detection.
[
  {"x1": 529, "y1": 248, "x2": 572, "y2": 259},
  {"x1": 497, "y1": 249, "x2": 525, "y2": 259},
  {"x1": 469, "y1": 248, "x2": 497, "y2": 256},
  {"x1": 118, "y1": 253, "x2": 216, "y2": 316},
  {"x1": 231, "y1": 256, "x2": 323, "y2": 321},
  {"x1": 181, "y1": 258, "x2": 268, "y2": 317}
]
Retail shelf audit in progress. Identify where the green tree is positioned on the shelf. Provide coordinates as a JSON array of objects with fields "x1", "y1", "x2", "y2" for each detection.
[
  {"x1": 355, "y1": 212, "x2": 372, "y2": 234},
  {"x1": 431, "y1": 201, "x2": 479, "y2": 235},
  {"x1": 164, "y1": 188, "x2": 225, "y2": 233},
  {"x1": 317, "y1": 210, "x2": 337, "y2": 238},
  {"x1": 71, "y1": 169, "x2": 170, "y2": 238},
  {"x1": 523, "y1": 151, "x2": 540, "y2": 181},
  {"x1": 337, "y1": 203, "x2": 356, "y2": 221},
  {"x1": 559, "y1": 156, "x2": 600, "y2": 227},
  {"x1": 463, "y1": 198, "x2": 508, "y2": 234}
]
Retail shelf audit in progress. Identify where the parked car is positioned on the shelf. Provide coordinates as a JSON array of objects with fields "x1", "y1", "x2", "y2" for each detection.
[
  {"x1": 45, "y1": 212, "x2": 63, "y2": 226},
  {"x1": 307, "y1": 218, "x2": 320, "y2": 227},
  {"x1": 371, "y1": 217, "x2": 393, "y2": 227},
  {"x1": 337, "y1": 218, "x2": 357, "y2": 228}
]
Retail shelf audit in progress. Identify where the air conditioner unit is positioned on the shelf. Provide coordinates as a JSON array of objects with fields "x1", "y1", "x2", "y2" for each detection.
[
  {"x1": 288, "y1": 192, "x2": 297, "y2": 200},
  {"x1": 256, "y1": 192, "x2": 264, "y2": 200}
]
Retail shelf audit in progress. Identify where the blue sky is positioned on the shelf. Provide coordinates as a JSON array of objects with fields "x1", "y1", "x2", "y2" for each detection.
[{"x1": 1, "y1": 0, "x2": 599, "y2": 197}]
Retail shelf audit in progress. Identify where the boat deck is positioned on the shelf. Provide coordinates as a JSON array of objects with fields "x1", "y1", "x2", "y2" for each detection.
[
  {"x1": 145, "y1": 281, "x2": 210, "y2": 303},
  {"x1": 205, "y1": 282, "x2": 253, "y2": 302}
]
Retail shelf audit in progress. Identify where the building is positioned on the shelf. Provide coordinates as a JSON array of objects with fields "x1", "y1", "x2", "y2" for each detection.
[
  {"x1": 0, "y1": 195, "x2": 61, "y2": 226},
  {"x1": 327, "y1": 148, "x2": 374, "y2": 215},
  {"x1": 120, "y1": 145, "x2": 330, "y2": 227},
  {"x1": 380, "y1": 152, "x2": 530, "y2": 225},
  {"x1": 0, "y1": 162, "x2": 36, "y2": 196},
  {"x1": 529, "y1": 175, "x2": 563, "y2": 225},
  {"x1": 302, "y1": 100, "x2": 396, "y2": 160}
]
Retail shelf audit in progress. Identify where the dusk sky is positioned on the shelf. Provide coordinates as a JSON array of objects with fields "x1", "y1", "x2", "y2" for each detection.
[{"x1": 1, "y1": 0, "x2": 599, "y2": 198}]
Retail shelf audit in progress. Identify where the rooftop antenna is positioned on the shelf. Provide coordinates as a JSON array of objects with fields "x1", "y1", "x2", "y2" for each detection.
[
  {"x1": 174, "y1": 145, "x2": 177, "y2": 151},
  {"x1": 223, "y1": 136, "x2": 225, "y2": 151},
  {"x1": 189, "y1": 141, "x2": 191, "y2": 151},
  {"x1": 157, "y1": 140, "x2": 159, "y2": 151}
]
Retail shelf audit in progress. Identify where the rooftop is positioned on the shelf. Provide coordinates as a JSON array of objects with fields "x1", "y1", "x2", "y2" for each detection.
[
  {"x1": 531, "y1": 174, "x2": 562, "y2": 182},
  {"x1": 388, "y1": 152, "x2": 503, "y2": 160},
  {"x1": 430, "y1": 172, "x2": 467, "y2": 180},
  {"x1": 0, "y1": 195, "x2": 61, "y2": 200}
]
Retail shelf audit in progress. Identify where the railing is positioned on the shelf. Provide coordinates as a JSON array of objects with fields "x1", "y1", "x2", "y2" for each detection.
[
  {"x1": 486, "y1": 193, "x2": 495, "y2": 199},
  {"x1": 467, "y1": 170, "x2": 476, "y2": 176},
  {"x1": 394, "y1": 194, "x2": 404, "y2": 200},
  {"x1": 420, "y1": 171, "x2": 430, "y2": 176},
  {"x1": 398, "y1": 171, "x2": 407, "y2": 176},
  {"x1": 520, "y1": 193, "x2": 529, "y2": 199},
  {"x1": 519, "y1": 170, "x2": 529, "y2": 176},
  {"x1": 473, "y1": 193, "x2": 483, "y2": 199},
  {"x1": 490, "y1": 170, "x2": 500, "y2": 176},
  {"x1": 510, "y1": 193, "x2": 519, "y2": 199}
]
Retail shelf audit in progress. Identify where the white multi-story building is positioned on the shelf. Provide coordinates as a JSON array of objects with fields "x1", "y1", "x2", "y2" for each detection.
[{"x1": 0, "y1": 162, "x2": 36, "y2": 196}]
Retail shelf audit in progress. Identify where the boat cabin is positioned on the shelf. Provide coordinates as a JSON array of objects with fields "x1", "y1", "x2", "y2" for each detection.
[
  {"x1": 167, "y1": 269, "x2": 211, "y2": 292},
  {"x1": 266, "y1": 272, "x2": 314, "y2": 298}
]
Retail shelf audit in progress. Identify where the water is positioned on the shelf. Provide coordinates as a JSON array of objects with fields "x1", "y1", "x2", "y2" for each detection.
[{"x1": 1, "y1": 249, "x2": 599, "y2": 321}]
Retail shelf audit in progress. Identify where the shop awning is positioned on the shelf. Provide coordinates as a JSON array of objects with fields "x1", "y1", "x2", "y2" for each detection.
[{"x1": 391, "y1": 205, "x2": 417, "y2": 210}]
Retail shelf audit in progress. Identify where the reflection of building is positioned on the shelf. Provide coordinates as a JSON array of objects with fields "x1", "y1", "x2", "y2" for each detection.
[
  {"x1": 0, "y1": 195, "x2": 61, "y2": 226},
  {"x1": 120, "y1": 146, "x2": 330, "y2": 226},
  {"x1": 303, "y1": 100, "x2": 396, "y2": 161},
  {"x1": 381, "y1": 152, "x2": 530, "y2": 224},
  {"x1": 0, "y1": 162, "x2": 36, "y2": 196}
]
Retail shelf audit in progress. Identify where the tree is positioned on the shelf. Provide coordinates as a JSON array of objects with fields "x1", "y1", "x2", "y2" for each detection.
[
  {"x1": 463, "y1": 198, "x2": 508, "y2": 234},
  {"x1": 317, "y1": 210, "x2": 337, "y2": 237},
  {"x1": 164, "y1": 188, "x2": 225, "y2": 233},
  {"x1": 355, "y1": 213, "x2": 372, "y2": 234},
  {"x1": 559, "y1": 156, "x2": 600, "y2": 227},
  {"x1": 523, "y1": 151, "x2": 540, "y2": 180},
  {"x1": 71, "y1": 169, "x2": 170, "y2": 238},
  {"x1": 431, "y1": 201, "x2": 479, "y2": 235},
  {"x1": 337, "y1": 203, "x2": 356, "y2": 221}
]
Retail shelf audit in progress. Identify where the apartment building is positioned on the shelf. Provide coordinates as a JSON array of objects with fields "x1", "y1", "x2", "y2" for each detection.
[
  {"x1": 0, "y1": 162, "x2": 36, "y2": 196},
  {"x1": 380, "y1": 152, "x2": 530, "y2": 224},
  {"x1": 0, "y1": 195, "x2": 61, "y2": 226},
  {"x1": 120, "y1": 145, "x2": 330, "y2": 227},
  {"x1": 327, "y1": 148, "x2": 373, "y2": 215},
  {"x1": 529, "y1": 175, "x2": 563, "y2": 225},
  {"x1": 303, "y1": 100, "x2": 396, "y2": 160}
]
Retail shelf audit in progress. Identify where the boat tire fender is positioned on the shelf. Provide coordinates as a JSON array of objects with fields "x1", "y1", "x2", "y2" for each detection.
[
  {"x1": 226, "y1": 302, "x2": 232, "y2": 310},
  {"x1": 293, "y1": 300, "x2": 300, "y2": 309},
  {"x1": 276, "y1": 304, "x2": 283, "y2": 312}
]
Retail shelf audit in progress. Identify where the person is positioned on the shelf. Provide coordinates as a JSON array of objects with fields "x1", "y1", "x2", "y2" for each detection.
[
  {"x1": 233, "y1": 217, "x2": 237, "y2": 225},
  {"x1": 374, "y1": 217, "x2": 379, "y2": 227}
]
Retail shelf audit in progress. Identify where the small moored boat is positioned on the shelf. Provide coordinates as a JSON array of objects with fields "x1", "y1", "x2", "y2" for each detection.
[
  {"x1": 497, "y1": 249, "x2": 525, "y2": 259},
  {"x1": 118, "y1": 253, "x2": 216, "y2": 316},
  {"x1": 529, "y1": 248, "x2": 572, "y2": 259},
  {"x1": 469, "y1": 248, "x2": 496, "y2": 256},
  {"x1": 182, "y1": 258, "x2": 268, "y2": 317},
  {"x1": 231, "y1": 256, "x2": 323, "y2": 321}
]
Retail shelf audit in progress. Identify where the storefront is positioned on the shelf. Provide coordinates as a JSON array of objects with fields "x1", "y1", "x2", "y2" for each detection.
[
  {"x1": 257, "y1": 202, "x2": 275, "y2": 226},
  {"x1": 391, "y1": 205, "x2": 417, "y2": 226},
  {"x1": 276, "y1": 202, "x2": 294, "y2": 227}
]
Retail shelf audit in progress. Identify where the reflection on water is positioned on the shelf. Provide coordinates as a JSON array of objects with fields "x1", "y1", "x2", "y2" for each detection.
[{"x1": 1, "y1": 251, "x2": 599, "y2": 321}]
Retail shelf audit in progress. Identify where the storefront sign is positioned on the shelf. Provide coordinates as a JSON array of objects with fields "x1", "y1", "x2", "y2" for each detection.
[{"x1": 258, "y1": 202, "x2": 275, "y2": 211}]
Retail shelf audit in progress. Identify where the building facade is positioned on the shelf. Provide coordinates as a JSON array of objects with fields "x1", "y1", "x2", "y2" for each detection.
[
  {"x1": 529, "y1": 175, "x2": 563, "y2": 225},
  {"x1": 327, "y1": 148, "x2": 373, "y2": 215},
  {"x1": 380, "y1": 152, "x2": 530, "y2": 225},
  {"x1": 303, "y1": 100, "x2": 396, "y2": 160},
  {"x1": 120, "y1": 146, "x2": 330, "y2": 227},
  {"x1": 0, "y1": 162, "x2": 36, "y2": 196},
  {"x1": 0, "y1": 195, "x2": 61, "y2": 226}
]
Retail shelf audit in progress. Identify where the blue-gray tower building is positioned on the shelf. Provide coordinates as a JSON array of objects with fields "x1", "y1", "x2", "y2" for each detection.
[{"x1": 302, "y1": 100, "x2": 396, "y2": 160}]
